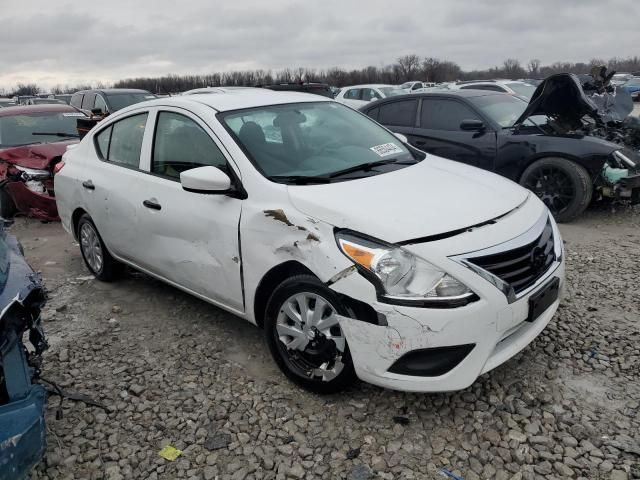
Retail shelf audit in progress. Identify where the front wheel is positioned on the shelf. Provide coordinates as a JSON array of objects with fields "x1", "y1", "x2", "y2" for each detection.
[
  {"x1": 520, "y1": 157, "x2": 592, "y2": 222},
  {"x1": 264, "y1": 275, "x2": 356, "y2": 393}
]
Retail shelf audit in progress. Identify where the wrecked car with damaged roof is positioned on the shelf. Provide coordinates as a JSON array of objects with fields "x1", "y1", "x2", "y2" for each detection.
[{"x1": 55, "y1": 88, "x2": 565, "y2": 393}]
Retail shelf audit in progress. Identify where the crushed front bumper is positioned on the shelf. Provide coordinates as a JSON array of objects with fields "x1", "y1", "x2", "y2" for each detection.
[
  {"x1": 330, "y1": 206, "x2": 565, "y2": 392},
  {"x1": 333, "y1": 262, "x2": 564, "y2": 392}
]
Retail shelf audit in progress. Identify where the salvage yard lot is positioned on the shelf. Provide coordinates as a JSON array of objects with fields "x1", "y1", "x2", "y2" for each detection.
[{"x1": 13, "y1": 205, "x2": 640, "y2": 480}]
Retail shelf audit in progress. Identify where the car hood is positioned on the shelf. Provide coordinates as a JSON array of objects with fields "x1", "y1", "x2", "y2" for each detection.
[
  {"x1": 287, "y1": 156, "x2": 529, "y2": 243},
  {"x1": 0, "y1": 141, "x2": 76, "y2": 170},
  {"x1": 514, "y1": 73, "x2": 634, "y2": 128}
]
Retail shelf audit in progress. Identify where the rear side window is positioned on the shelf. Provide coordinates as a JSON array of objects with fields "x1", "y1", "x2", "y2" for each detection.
[
  {"x1": 95, "y1": 126, "x2": 112, "y2": 159},
  {"x1": 343, "y1": 89, "x2": 361, "y2": 100},
  {"x1": 81, "y1": 92, "x2": 96, "y2": 110},
  {"x1": 152, "y1": 112, "x2": 227, "y2": 180},
  {"x1": 70, "y1": 93, "x2": 84, "y2": 108},
  {"x1": 420, "y1": 99, "x2": 481, "y2": 131},
  {"x1": 95, "y1": 113, "x2": 148, "y2": 168},
  {"x1": 378, "y1": 100, "x2": 418, "y2": 127}
]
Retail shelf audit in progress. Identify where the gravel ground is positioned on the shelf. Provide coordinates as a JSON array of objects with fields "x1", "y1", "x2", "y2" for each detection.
[{"x1": 10, "y1": 202, "x2": 640, "y2": 480}]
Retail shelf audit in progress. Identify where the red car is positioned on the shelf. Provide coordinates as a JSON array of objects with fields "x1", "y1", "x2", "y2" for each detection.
[{"x1": 0, "y1": 104, "x2": 86, "y2": 220}]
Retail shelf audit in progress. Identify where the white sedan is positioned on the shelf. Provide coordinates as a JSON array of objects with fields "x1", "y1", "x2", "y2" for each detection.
[
  {"x1": 334, "y1": 84, "x2": 405, "y2": 109},
  {"x1": 55, "y1": 89, "x2": 564, "y2": 393}
]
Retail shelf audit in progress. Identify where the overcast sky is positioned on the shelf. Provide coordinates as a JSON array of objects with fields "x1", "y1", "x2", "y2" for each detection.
[{"x1": 0, "y1": 0, "x2": 637, "y2": 90}]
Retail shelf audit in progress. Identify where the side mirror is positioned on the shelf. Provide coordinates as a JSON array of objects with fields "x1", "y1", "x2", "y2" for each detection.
[
  {"x1": 91, "y1": 108, "x2": 104, "y2": 116},
  {"x1": 460, "y1": 119, "x2": 486, "y2": 131},
  {"x1": 180, "y1": 166, "x2": 231, "y2": 194},
  {"x1": 394, "y1": 132, "x2": 408, "y2": 143}
]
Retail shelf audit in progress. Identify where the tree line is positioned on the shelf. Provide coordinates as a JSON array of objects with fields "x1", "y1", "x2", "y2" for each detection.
[{"x1": 4, "y1": 55, "x2": 640, "y2": 96}]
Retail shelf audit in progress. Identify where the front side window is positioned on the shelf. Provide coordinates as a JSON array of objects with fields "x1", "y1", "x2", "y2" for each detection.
[
  {"x1": 378, "y1": 100, "x2": 418, "y2": 127},
  {"x1": 420, "y1": 99, "x2": 481, "y2": 131},
  {"x1": 343, "y1": 89, "x2": 361, "y2": 100},
  {"x1": 99, "y1": 113, "x2": 148, "y2": 168},
  {"x1": 222, "y1": 102, "x2": 418, "y2": 182},
  {"x1": 468, "y1": 94, "x2": 542, "y2": 128},
  {"x1": 152, "y1": 112, "x2": 227, "y2": 180},
  {"x1": 94, "y1": 95, "x2": 108, "y2": 113},
  {"x1": 361, "y1": 89, "x2": 380, "y2": 102},
  {"x1": 0, "y1": 111, "x2": 84, "y2": 147}
]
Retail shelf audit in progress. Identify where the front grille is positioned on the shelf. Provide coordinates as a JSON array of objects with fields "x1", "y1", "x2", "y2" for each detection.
[{"x1": 467, "y1": 220, "x2": 555, "y2": 294}]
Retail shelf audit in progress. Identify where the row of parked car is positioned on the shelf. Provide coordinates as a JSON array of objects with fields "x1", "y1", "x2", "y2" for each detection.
[{"x1": 0, "y1": 71, "x2": 638, "y2": 476}]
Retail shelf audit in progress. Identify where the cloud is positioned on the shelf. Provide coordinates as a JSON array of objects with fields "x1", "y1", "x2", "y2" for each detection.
[{"x1": 0, "y1": 0, "x2": 637, "y2": 90}]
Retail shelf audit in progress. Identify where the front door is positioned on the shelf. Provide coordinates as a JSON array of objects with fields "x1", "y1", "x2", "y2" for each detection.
[
  {"x1": 412, "y1": 98, "x2": 497, "y2": 171},
  {"x1": 136, "y1": 109, "x2": 244, "y2": 311}
]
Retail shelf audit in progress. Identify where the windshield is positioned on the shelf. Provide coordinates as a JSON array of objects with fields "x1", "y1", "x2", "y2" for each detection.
[
  {"x1": 469, "y1": 94, "x2": 545, "y2": 128},
  {"x1": 0, "y1": 111, "x2": 84, "y2": 147},
  {"x1": 624, "y1": 78, "x2": 640, "y2": 86},
  {"x1": 400, "y1": 82, "x2": 413, "y2": 89},
  {"x1": 379, "y1": 87, "x2": 406, "y2": 97},
  {"x1": 506, "y1": 83, "x2": 536, "y2": 99},
  {"x1": 221, "y1": 102, "x2": 417, "y2": 182},
  {"x1": 107, "y1": 93, "x2": 156, "y2": 111}
]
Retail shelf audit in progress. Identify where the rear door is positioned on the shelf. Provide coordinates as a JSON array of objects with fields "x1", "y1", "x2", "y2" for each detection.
[
  {"x1": 135, "y1": 107, "x2": 244, "y2": 310},
  {"x1": 340, "y1": 88, "x2": 367, "y2": 109},
  {"x1": 370, "y1": 98, "x2": 419, "y2": 141},
  {"x1": 85, "y1": 111, "x2": 151, "y2": 260},
  {"x1": 411, "y1": 97, "x2": 497, "y2": 170}
]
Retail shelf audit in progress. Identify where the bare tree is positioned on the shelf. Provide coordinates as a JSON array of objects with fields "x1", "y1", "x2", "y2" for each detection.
[
  {"x1": 396, "y1": 54, "x2": 421, "y2": 80},
  {"x1": 527, "y1": 59, "x2": 541, "y2": 77}
]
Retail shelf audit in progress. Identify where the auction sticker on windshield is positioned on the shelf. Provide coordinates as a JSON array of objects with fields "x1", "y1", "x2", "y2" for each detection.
[{"x1": 370, "y1": 143, "x2": 403, "y2": 157}]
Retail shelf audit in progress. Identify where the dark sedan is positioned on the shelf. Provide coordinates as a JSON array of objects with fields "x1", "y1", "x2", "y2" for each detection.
[{"x1": 360, "y1": 90, "x2": 638, "y2": 221}]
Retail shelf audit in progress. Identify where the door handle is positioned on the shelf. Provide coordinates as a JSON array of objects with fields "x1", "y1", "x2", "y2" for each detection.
[
  {"x1": 82, "y1": 180, "x2": 95, "y2": 190},
  {"x1": 143, "y1": 199, "x2": 162, "y2": 211}
]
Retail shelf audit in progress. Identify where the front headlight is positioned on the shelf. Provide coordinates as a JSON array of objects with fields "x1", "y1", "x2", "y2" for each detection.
[{"x1": 335, "y1": 231, "x2": 477, "y2": 307}]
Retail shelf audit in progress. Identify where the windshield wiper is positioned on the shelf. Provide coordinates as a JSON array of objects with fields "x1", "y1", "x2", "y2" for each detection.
[
  {"x1": 327, "y1": 158, "x2": 414, "y2": 179},
  {"x1": 269, "y1": 175, "x2": 333, "y2": 185},
  {"x1": 31, "y1": 132, "x2": 79, "y2": 138}
]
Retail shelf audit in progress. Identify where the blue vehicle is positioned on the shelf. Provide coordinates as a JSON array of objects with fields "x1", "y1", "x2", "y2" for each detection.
[
  {"x1": 0, "y1": 223, "x2": 48, "y2": 480},
  {"x1": 622, "y1": 77, "x2": 640, "y2": 100}
]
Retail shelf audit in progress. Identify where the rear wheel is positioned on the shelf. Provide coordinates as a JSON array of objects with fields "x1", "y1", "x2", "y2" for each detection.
[
  {"x1": 77, "y1": 214, "x2": 123, "y2": 281},
  {"x1": 264, "y1": 275, "x2": 356, "y2": 393},
  {"x1": 520, "y1": 157, "x2": 592, "y2": 222},
  {"x1": 0, "y1": 188, "x2": 16, "y2": 219}
]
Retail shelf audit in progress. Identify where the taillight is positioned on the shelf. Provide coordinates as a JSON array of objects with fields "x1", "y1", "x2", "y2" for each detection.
[{"x1": 53, "y1": 161, "x2": 65, "y2": 175}]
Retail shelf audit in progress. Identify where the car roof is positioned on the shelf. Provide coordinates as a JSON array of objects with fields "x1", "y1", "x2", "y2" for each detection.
[
  {"x1": 343, "y1": 84, "x2": 396, "y2": 89},
  {"x1": 182, "y1": 86, "x2": 254, "y2": 95},
  {"x1": 74, "y1": 88, "x2": 152, "y2": 95},
  {"x1": 0, "y1": 104, "x2": 79, "y2": 117},
  {"x1": 127, "y1": 88, "x2": 332, "y2": 113}
]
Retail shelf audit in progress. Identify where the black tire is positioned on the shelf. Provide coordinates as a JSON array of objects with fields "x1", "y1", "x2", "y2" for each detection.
[
  {"x1": 520, "y1": 157, "x2": 592, "y2": 222},
  {"x1": 76, "y1": 214, "x2": 123, "y2": 281},
  {"x1": 264, "y1": 274, "x2": 357, "y2": 394},
  {"x1": 0, "y1": 187, "x2": 16, "y2": 219}
]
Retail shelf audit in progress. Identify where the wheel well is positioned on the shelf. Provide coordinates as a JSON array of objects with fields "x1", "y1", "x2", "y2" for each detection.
[
  {"x1": 253, "y1": 261, "x2": 314, "y2": 329},
  {"x1": 518, "y1": 155, "x2": 597, "y2": 182},
  {"x1": 71, "y1": 208, "x2": 87, "y2": 239}
]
